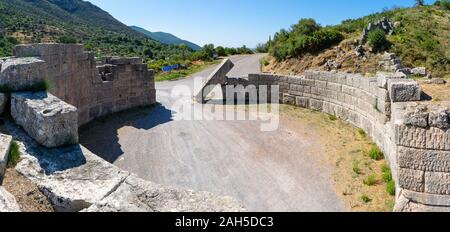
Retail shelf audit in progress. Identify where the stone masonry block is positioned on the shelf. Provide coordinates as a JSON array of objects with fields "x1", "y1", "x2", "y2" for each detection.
[
  {"x1": 398, "y1": 146, "x2": 450, "y2": 172},
  {"x1": 387, "y1": 79, "x2": 421, "y2": 102},
  {"x1": 0, "y1": 57, "x2": 47, "y2": 91},
  {"x1": 399, "y1": 168, "x2": 425, "y2": 192},
  {"x1": 11, "y1": 92, "x2": 78, "y2": 148},
  {"x1": 295, "y1": 97, "x2": 309, "y2": 108},
  {"x1": 425, "y1": 172, "x2": 450, "y2": 195}
]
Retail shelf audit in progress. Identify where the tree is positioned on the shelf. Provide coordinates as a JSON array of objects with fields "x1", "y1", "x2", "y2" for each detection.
[
  {"x1": 202, "y1": 44, "x2": 215, "y2": 58},
  {"x1": 215, "y1": 46, "x2": 226, "y2": 56},
  {"x1": 292, "y1": 18, "x2": 321, "y2": 36},
  {"x1": 178, "y1": 44, "x2": 189, "y2": 60},
  {"x1": 415, "y1": 0, "x2": 425, "y2": 6}
]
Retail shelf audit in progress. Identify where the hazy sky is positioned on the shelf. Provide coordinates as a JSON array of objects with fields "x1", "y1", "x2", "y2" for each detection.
[{"x1": 87, "y1": 0, "x2": 435, "y2": 48}]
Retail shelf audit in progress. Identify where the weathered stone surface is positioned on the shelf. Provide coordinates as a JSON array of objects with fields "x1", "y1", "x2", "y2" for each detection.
[
  {"x1": 7, "y1": 122, "x2": 245, "y2": 212},
  {"x1": 83, "y1": 175, "x2": 245, "y2": 212},
  {"x1": 404, "y1": 111, "x2": 429, "y2": 128},
  {"x1": 11, "y1": 92, "x2": 78, "y2": 148},
  {"x1": 282, "y1": 93, "x2": 295, "y2": 105},
  {"x1": 0, "y1": 187, "x2": 21, "y2": 212},
  {"x1": 429, "y1": 110, "x2": 450, "y2": 130},
  {"x1": 399, "y1": 168, "x2": 425, "y2": 192},
  {"x1": 395, "y1": 193, "x2": 450, "y2": 212},
  {"x1": 0, "y1": 133, "x2": 12, "y2": 184},
  {"x1": 0, "y1": 93, "x2": 7, "y2": 115},
  {"x1": 398, "y1": 146, "x2": 450, "y2": 172},
  {"x1": 0, "y1": 57, "x2": 46, "y2": 91},
  {"x1": 387, "y1": 79, "x2": 421, "y2": 102},
  {"x1": 402, "y1": 189, "x2": 450, "y2": 207},
  {"x1": 425, "y1": 172, "x2": 450, "y2": 195},
  {"x1": 195, "y1": 59, "x2": 234, "y2": 103}
]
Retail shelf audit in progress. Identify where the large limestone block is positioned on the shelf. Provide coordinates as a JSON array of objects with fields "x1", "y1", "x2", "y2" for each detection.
[
  {"x1": 13, "y1": 43, "x2": 84, "y2": 57},
  {"x1": 0, "y1": 134, "x2": 12, "y2": 184},
  {"x1": 0, "y1": 57, "x2": 46, "y2": 91},
  {"x1": 387, "y1": 79, "x2": 421, "y2": 102},
  {"x1": 83, "y1": 175, "x2": 245, "y2": 212},
  {"x1": 11, "y1": 92, "x2": 78, "y2": 148},
  {"x1": 0, "y1": 187, "x2": 21, "y2": 212},
  {"x1": 194, "y1": 59, "x2": 234, "y2": 103}
]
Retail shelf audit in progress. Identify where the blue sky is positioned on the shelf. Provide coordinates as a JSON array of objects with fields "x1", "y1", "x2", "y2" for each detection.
[{"x1": 87, "y1": 0, "x2": 435, "y2": 48}]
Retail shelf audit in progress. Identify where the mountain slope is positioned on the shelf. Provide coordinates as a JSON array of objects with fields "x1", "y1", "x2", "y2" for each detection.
[
  {"x1": 265, "y1": 5, "x2": 450, "y2": 78},
  {"x1": 0, "y1": 0, "x2": 189, "y2": 60},
  {"x1": 131, "y1": 26, "x2": 201, "y2": 50}
]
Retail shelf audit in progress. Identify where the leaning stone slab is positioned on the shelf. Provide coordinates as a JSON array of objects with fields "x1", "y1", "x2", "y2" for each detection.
[
  {"x1": 0, "y1": 133, "x2": 12, "y2": 184},
  {"x1": 387, "y1": 79, "x2": 421, "y2": 102},
  {"x1": 83, "y1": 175, "x2": 245, "y2": 212},
  {"x1": 194, "y1": 59, "x2": 234, "y2": 103},
  {"x1": 11, "y1": 92, "x2": 78, "y2": 148},
  {"x1": 0, "y1": 187, "x2": 21, "y2": 212},
  {"x1": 0, "y1": 57, "x2": 46, "y2": 91}
]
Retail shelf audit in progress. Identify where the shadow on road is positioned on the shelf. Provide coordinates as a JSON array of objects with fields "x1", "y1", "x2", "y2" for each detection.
[{"x1": 79, "y1": 103, "x2": 173, "y2": 163}]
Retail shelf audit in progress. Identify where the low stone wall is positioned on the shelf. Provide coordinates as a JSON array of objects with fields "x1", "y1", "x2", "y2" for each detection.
[
  {"x1": 224, "y1": 70, "x2": 450, "y2": 211},
  {"x1": 12, "y1": 44, "x2": 156, "y2": 126}
]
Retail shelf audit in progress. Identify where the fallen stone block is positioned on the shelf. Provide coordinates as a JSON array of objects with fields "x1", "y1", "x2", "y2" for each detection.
[
  {"x1": 11, "y1": 92, "x2": 78, "y2": 148},
  {"x1": 83, "y1": 175, "x2": 245, "y2": 212},
  {"x1": 0, "y1": 133, "x2": 12, "y2": 184},
  {"x1": 387, "y1": 79, "x2": 421, "y2": 102},
  {"x1": 0, "y1": 187, "x2": 21, "y2": 212},
  {"x1": 0, "y1": 57, "x2": 47, "y2": 91}
]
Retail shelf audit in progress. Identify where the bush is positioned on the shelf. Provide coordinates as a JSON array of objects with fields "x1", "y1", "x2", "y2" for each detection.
[
  {"x1": 358, "y1": 129, "x2": 366, "y2": 137},
  {"x1": 367, "y1": 29, "x2": 391, "y2": 52},
  {"x1": 367, "y1": 145, "x2": 384, "y2": 161},
  {"x1": 7, "y1": 141, "x2": 21, "y2": 168},
  {"x1": 438, "y1": 0, "x2": 450, "y2": 10}
]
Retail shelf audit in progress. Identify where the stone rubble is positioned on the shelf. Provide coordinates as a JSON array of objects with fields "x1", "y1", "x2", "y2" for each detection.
[{"x1": 359, "y1": 17, "x2": 395, "y2": 45}]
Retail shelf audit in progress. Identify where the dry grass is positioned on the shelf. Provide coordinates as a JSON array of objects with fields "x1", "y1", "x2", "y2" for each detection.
[
  {"x1": 420, "y1": 82, "x2": 450, "y2": 102},
  {"x1": 3, "y1": 169, "x2": 54, "y2": 212},
  {"x1": 280, "y1": 105, "x2": 395, "y2": 212}
]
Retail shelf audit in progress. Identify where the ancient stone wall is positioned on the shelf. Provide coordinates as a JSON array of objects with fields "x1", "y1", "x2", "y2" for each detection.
[
  {"x1": 225, "y1": 71, "x2": 450, "y2": 211},
  {"x1": 12, "y1": 44, "x2": 156, "y2": 126}
]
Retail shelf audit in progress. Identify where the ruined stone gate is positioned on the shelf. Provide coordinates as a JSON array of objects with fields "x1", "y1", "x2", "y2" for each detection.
[{"x1": 197, "y1": 60, "x2": 450, "y2": 212}]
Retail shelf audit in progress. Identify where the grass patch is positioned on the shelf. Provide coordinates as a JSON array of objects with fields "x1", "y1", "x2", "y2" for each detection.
[
  {"x1": 386, "y1": 180, "x2": 396, "y2": 196},
  {"x1": 353, "y1": 160, "x2": 362, "y2": 175},
  {"x1": 7, "y1": 141, "x2": 21, "y2": 168},
  {"x1": 361, "y1": 194, "x2": 372, "y2": 203},
  {"x1": 363, "y1": 174, "x2": 377, "y2": 186},
  {"x1": 358, "y1": 129, "x2": 366, "y2": 137},
  {"x1": 328, "y1": 114, "x2": 337, "y2": 121},
  {"x1": 155, "y1": 60, "x2": 220, "y2": 82},
  {"x1": 366, "y1": 145, "x2": 384, "y2": 161},
  {"x1": 381, "y1": 163, "x2": 396, "y2": 196}
]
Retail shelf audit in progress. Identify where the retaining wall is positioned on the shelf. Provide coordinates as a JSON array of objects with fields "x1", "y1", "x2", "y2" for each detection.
[
  {"x1": 225, "y1": 71, "x2": 450, "y2": 211},
  {"x1": 12, "y1": 44, "x2": 156, "y2": 126}
]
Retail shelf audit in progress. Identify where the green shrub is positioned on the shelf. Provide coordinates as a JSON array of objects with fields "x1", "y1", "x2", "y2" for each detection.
[
  {"x1": 367, "y1": 145, "x2": 384, "y2": 161},
  {"x1": 364, "y1": 174, "x2": 377, "y2": 186},
  {"x1": 7, "y1": 141, "x2": 20, "y2": 168},
  {"x1": 361, "y1": 194, "x2": 372, "y2": 203},
  {"x1": 382, "y1": 167, "x2": 393, "y2": 183},
  {"x1": 367, "y1": 29, "x2": 391, "y2": 52},
  {"x1": 436, "y1": 0, "x2": 450, "y2": 10}
]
